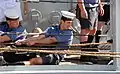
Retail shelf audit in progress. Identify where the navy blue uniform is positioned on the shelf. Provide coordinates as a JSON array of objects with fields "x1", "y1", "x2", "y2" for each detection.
[
  {"x1": 44, "y1": 26, "x2": 73, "y2": 48},
  {"x1": 0, "y1": 23, "x2": 26, "y2": 41},
  {"x1": 0, "y1": 23, "x2": 27, "y2": 64},
  {"x1": 42, "y1": 26, "x2": 73, "y2": 65}
]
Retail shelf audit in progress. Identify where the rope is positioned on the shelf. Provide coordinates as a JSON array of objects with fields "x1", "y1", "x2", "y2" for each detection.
[
  {"x1": 15, "y1": 47, "x2": 111, "y2": 50},
  {"x1": 69, "y1": 42, "x2": 111, "y2": 46},
  {"x1": 0, "y1": 42, "x2": 112, "y2": 48},
  {"x1": 0, "y1": 48, "x2": 114, "y2": 55},
  {"x1": 0, "y1": 47, "x2": 119, "y2": 58}
]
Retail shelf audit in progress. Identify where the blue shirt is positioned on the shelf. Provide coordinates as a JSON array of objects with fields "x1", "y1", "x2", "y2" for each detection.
[
  {"x1": 84, "y1": 0, "x2": 99, "y2": 7},
  {"x1": 0, "y1": 23, "x2": 26, "y2": 41},
  {"x1": 44, "y1": 26, "x2": 73, "y2": 48}
]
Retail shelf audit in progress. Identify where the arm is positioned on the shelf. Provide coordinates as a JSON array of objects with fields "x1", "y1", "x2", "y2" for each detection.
[
  {"x1": 77, "y1": 0, "x2": 86, "y2": 11},
  {"x1": 25, "y1": 37, "x2": 57, "y2": 46},
  {"x1": 98, "y1": 0, "x2": 104, "y2": 16},
  {"x1": 34, "y1": 37, "x2": 56, "y2": 44},
  {"x1": 77, "y1": 0, "x2": 88, "y2": 19},
  {"x1": 23, "y1": 0, "x2": 28, "y2": 20},
  {"x1": 16, "y1": 27, "x2": 51, "y2": 45},
  {"x1": 0, "y1": 35, "x2": 11, "y2": 43},
  {"x1": 24, "y1": 0, "x2": 28, "y2": 15},
  {"x1": 25, "y1": 34, "x2": 46, "y2": 42},
  {"x1": 15, "y1": 34, "x2": 46, "y2": 46}
]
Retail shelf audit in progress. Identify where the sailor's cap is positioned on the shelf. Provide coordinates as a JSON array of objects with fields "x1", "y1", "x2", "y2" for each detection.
[
  {"x1": 4, "y1": 8, "x2": 19, "y2": 19},
  {"x1": 61, "y1": 11, "x2": 76, "y2": 20}
]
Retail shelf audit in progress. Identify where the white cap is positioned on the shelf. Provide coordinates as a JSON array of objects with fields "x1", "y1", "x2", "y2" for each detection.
[
  {"x1": 61, "y1": 11, "x2": 76, "y2": 20},
  {"x1": 4, "y1": 8, "x2": 19, "y2": 19}
]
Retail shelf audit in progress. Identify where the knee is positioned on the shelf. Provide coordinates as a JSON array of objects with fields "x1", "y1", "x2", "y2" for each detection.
[{"x1": 29, "y1": 57, "x2": 43, "y2": 65}]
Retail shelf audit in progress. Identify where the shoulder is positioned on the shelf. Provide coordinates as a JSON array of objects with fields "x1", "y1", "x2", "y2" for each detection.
[
  {"x1": 0, "y1": 23, "x2": 8, "y2": 27},
  {"x1": 47, "y1": 26, "x2": 59, "y2": 30}
]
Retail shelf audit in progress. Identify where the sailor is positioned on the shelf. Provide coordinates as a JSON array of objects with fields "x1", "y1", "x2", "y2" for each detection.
[
  {"x1": 0, "y1": 8, "x2": 27, "y2": 65},
  {"x1": 0, "y1": 8, "x2": 26, "y2": 43},
  {"x1": 76, "y1": 0, "x2": 104, "y2": 45},
  {"x1": 16, "y1": 11, "x2": 76, "y2": 65}
]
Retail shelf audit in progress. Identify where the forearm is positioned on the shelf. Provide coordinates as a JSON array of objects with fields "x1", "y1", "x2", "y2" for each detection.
[
  {"x1": 37, "y1": 35, "x2": 46, "y2": 40},
  {"x1": 16, "y1": 35, "x2": 46, "y2": 46},
  {"x1": 0, "y1": 35, "x2": 11, "y2": 43},
  {"x1": 99, "y1": 0, "x2": 104, "y2": 7},
  {"x1": 24, "y1": 0, "x2": 28, "y2": 15},
  {"x1": 98, "y1": 0, "x2": 104, "y2": 16},
  {"x1": 77, "y1": 0, "x2": 86, "y2": 11},
  {"x1": 26, "y1": 35, "x2": 45, "y2": 41},
  {"x1": 33, "y1": 37, "x2": 56, "y2": 45}
]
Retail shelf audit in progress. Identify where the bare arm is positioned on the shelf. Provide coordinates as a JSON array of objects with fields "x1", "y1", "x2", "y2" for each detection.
[
  {"x1": 77, "y1": 0, "x2": 86, "y2": 11},
  {"x1": 77, "y1": 0, "x2": 88, "y2": 19},
  {"x1": 26, "y1": 37, "x2": 57, "y2": 46},
  {"x1": 16, "y1": 34, "x2": 47, "y2": 46},
  {"x1": 23, "y1": 0, "x2": 29, "y2": 20},
  {"x1": 98, "y1": 0, "x2": 104, "y2": 16},
  {"x1": 24, "y1": 0, "x2": 28, "y2": 15},
  {"x1": 99, "y1": 0, "x2": 103, "y2": 8},
  {"x1": 34, "y1": 37, "x2": 56, "y2": 44},
  {"x1": 0, "y1": 35, "x2": 11, "y2": 43},
  {"x1": 26, "y1": 35, "x2": 46, "y2": 41}
]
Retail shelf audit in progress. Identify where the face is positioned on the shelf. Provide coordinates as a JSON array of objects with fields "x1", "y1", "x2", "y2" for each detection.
[
  {"x1": 7, "y1": 19, "x2": 19, "y2": 28},
  {"x1": 60, "y1": 20, "x2": 73, "y2": 30}
]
